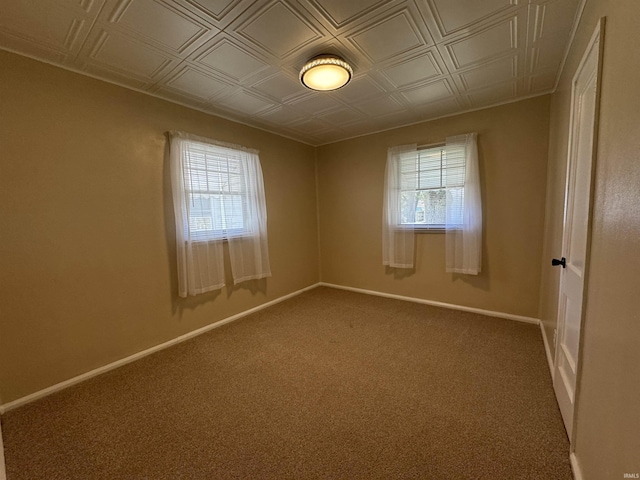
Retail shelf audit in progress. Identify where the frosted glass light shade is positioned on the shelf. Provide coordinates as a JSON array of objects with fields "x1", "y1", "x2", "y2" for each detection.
[{"x1": 300, "y1": 55, "x2": 353, "y2": 91}]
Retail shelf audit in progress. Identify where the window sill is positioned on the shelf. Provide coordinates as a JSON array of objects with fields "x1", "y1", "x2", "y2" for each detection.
[
  {"x1": 393, "y1": 225, "x2": 461, "y2": 234},
  {"x1": 187, "y1": 232, "x2": 257, "y2": 243}
]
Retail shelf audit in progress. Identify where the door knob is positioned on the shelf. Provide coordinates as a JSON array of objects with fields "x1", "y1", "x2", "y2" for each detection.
[{"x1": 552, "y1": 257, "x2": 566, "y2": 268}]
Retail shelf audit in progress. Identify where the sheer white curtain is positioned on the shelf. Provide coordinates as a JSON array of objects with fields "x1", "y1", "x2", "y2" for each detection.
[
  {"x1": 444, "y1": 133, "x2": 482, "y2": 275},
  {"x1": 170, "y1": 133, "x2": 224, "y2": 296},
  {"x1": 227, "y1": 152, "x2": 271, "y2": 285},
  {"x1": 382, "y1": 144, "x2": 418, "y2": 268},
  {"x1": 169, "y1": 131, "x2": 271, "y2": 298}
]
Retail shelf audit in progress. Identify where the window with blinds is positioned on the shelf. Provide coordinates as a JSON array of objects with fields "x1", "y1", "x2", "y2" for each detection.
[
  {"x1": 399, "y1": 145, "x2": 466, "y2": 228},
  {"x1": 182, "y1": 141, "x2": 250, "y2": 240}
]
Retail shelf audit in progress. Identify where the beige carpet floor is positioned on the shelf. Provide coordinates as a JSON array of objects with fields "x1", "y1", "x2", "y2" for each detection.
[{"x1": 1, "y1": 287, "x2": 572, "y2": 479}]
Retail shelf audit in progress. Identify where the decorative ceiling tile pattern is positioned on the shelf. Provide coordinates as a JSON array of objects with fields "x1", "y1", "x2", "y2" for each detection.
[{"x1": 0, "y1": 0, "x2": 583, "y2": 145}]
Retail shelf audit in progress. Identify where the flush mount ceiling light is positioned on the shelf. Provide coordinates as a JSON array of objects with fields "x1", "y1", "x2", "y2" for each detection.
[{"x1": 299, "y1": 54, "x2": 353, "y2": 91}]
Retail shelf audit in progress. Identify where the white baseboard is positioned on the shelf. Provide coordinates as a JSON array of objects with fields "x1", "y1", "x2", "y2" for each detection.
[
  {"x1": 0, "y1": 283, "x2": 321, "y2": 414},
  {"x1": 319, "y1": 282, "x2": 540, "y2": 325},
  {"x1": 570, "y1": 452, "x2": 584, "y2": 480},
  {"x1": 540, "y1": 321, "x2": 556, "y2": 381},
  {"x1": 0, "y1": 282, "x2": 540, "y2": 414}
]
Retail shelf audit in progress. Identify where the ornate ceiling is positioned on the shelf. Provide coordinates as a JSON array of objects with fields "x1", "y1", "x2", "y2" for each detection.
[{"x1": 0, "y1": 0, "x2": 583, "y2": 145}]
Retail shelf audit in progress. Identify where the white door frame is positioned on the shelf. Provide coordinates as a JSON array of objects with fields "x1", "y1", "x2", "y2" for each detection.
[
  {"x1": 553, "y1": 18, "x2": 605, "y2": 445},
  {"x1": 0, "y1": 391, "x2": 6, "y2": 480},
  {"x1": 0, "y1": 417, "x2": 6, "y2": 480}
]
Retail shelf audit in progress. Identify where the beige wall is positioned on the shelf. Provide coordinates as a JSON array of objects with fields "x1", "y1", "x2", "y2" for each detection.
[
  {"x1": 539, "y1": 0, "x2": 640, "y2": 477},
  {"x1": 0, "y1": 51, "x2": 319, "y2": 403},
  {"x1": 317, "y1": 97, "x2": 551, "y2": 318}
]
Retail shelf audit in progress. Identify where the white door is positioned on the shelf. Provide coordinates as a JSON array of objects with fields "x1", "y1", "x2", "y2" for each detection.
[{"x1": 553, "y1": 22, "x2": 603, "y2": 439}]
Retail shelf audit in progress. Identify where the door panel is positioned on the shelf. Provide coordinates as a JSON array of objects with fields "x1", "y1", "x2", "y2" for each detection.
[{"x1": 553, "y1": 22, "x2": 602, "y2": 439}]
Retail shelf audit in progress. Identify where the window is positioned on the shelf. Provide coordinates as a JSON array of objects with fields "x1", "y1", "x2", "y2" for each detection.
[
  {"x1": 169, "y1": 131, "x2": 271, "y2": 297},
  {"x1": 181, "y1": 141, "x2": 252, "y2": 240},
  {"x1": 383, "y1": 134, "x2": 481, "y2": 274},
  {"x1": 398, "y1": 145, "x2": 465, "y2": 229}
]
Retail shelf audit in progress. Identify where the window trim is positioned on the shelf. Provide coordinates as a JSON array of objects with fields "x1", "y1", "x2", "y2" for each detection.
[{"x1": 413, "y1": 225, "x2": 446, "y2": 233}]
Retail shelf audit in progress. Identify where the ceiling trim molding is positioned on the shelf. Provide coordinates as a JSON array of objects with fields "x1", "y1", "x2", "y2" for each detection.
[
  {"x1": 552, "y1": 0, "x2": 589, "y2": 92},
  {"x1": 315, "y1": 89, "x2": 554, "y2": 147},
  {"x1": 0, "y1": 46, "x2": 315, "y2": 147},
  {"x1": 3, "y1": 43, "x2": 555, "y2": 148}
]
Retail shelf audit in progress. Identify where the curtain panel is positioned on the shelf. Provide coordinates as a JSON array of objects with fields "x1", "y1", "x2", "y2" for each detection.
[
  {"x1": 382, "y1": 144, "x2": 418, "y2": 268},
  {"x1": 445, "y1": 133, "x2": 482, "y2": 275}
]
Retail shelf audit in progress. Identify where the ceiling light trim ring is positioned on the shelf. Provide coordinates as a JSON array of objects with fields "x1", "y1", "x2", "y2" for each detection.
[{"x1": 300, "y1": 55, "x2": 353, "y2": 91}]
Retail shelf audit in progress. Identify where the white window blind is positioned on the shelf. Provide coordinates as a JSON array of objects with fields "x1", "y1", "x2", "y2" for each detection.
[
  {"x1": 169, "y1": 131, "x2": 271, "y2": 297},
  {"x1": 183, "y1": 141, "x2": 250, "y2": 240},
  {"x1": 399, "y1": 146, "x2": 465, "y2": 228}
]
